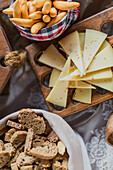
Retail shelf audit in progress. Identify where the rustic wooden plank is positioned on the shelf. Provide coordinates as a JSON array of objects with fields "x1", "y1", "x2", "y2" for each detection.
[
  {"x1": 26, "y1": 7, "x2": 113, "y2": 118},
  {"x1": 0, "y1": 26, "x2": 13, "y2": 94}
]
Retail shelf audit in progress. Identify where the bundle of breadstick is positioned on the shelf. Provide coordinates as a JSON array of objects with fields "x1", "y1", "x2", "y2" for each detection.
[{"x1": 2, "y1": 0, "x2": 80, "y2": 34}]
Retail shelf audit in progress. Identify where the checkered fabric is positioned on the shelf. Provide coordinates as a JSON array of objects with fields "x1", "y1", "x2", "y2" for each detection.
[{"x1": 11, "y1": 0, "x2": 80, "y2": 41}]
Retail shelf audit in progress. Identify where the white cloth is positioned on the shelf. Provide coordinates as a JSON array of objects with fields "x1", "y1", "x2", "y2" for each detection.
[{"x1": 0, "y1": 109, "x2": 91, "y2": 170}]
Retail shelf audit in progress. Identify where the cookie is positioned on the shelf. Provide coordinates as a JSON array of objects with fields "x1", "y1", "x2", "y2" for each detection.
[
  {"x1": 11, "y1": 163, "x2": 18, "y2": 170},
  {"x1": 20, "y1": 165, "x2": 33, "y2": 170},
  {"x1": 52, "y1": 154, "x2": 68, "y2": 170},
  {"x1": 28, "y1": 141, "x2": 57, "y2": 159},
  {"x1": 4, "y1": 143, "x2": 16, "y2": 157},
  {"x1": 34, "y1": 165, "x2": 47, "y2": 170},
  {"x1": 35, "y1": 158, "x2": 51, "y2": 168},
  {"x1": 47, "y1": 131, "x2": 59, "y2": 143},
  {"x1": 44, "y1": 121, "x2": 52, "y2": 135},
  {"x1": 0, "y1": 151, "x2": 10, "y2": 168},
  {"x1": 24, "y1": 128, "x2": 34, "y2": 153},
  {"x1": 18, "y1": 109, "x2": 46, "y2": 135},
  {"x1": 57, "y1": 141, "x2": 65, "y2": 155},
  {"x1": 7, "y1": 120, "x2": 24, "y2": 130},
  {"x1": 4, "y1": 128, "x2": 17, "y2": 142},
  {"x1": 10, "y1": 131, "x2": 27, "y2": 148},
  {"x1": 16, "y1": 152, "x2": 35, "y2": 167},
  {"x1": 0, "y1": 140, "x2": 4, "y2": 151}
]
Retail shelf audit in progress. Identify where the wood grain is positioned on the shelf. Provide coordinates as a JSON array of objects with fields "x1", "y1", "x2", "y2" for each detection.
[
  {"x1": 0, "y1": 0, "x2": 12, "y2": 10},
  {"x1": 26, "y1": 7, "x2": 113, "y2": 118},
  {"x1": 0, "y1": 26, "x2": 13, "y2": 94}
]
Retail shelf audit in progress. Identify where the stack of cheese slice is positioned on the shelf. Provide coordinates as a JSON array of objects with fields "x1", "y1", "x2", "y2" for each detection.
[{"x1": 39, "y1": 29, "x2": 113, "y2": 107}]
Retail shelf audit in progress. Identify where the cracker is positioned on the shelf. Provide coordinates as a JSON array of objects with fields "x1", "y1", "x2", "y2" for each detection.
[
  {"x1": 24, "y1": 128, "x2": 34, "y2": 153},
  {"x1": 7, "y1": 120, "x2": 24, "y2": 130},
  {"x1": 0, "y1": 151, "x2": 10, "y2": 168},
  {"x1": 10, "y1": 131, "x2": 27, "y2": 148}
]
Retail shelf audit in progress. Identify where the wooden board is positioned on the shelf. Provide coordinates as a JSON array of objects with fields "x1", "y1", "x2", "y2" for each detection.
[
  {"x1": 26, "y1": 7, "x2": 113, "y2": 118},
  {"x1": 0, "y1": 26, "x2": 13, "y2": 94},
  {"x1": 0, "y1": 0, "x2": 12, "y2": 10}
]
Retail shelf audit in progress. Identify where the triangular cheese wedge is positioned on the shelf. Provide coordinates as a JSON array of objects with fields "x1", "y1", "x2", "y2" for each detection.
[
  {"x1": 72, "y1": 88, "x2": 92, "y2": 104},
  {"x1": 46, "y1": 58, "x2": 71, "y2": 107},
  {"x1": 69, "y1": 31, "x2": 84, "y2": 75},
  {"x1": 38, "y1": 44, "x2": 66, "y2": 71},
  {"x1": 87, "y1": 76, "x2": 113, "y2": 92},
  {"x1": 59, "y1": 31, "x2": 78, "y2": 55},
  {"x1": 87, "y1": 45, "x2": 113, "y2": 73},
  {"x1": 97, "y1": 40, "x2": 109, "y2": 53},
  {"x1": 83, "y1": 29, "x2": 107, "y2": 70},
  {"x1": 49, "y1": 68, "x2": 61, "y2": 87},
  {"x1": 79, "y1": 33, "x2": 85, "y2": 51},
  {"x1": 68, "y1": 81, "x2": 95, "y2": 89},
  {"x1": 59, "y1": 31, "x2": 84, "y2": 75},
  {"x1": 61, "y1": 68, "x2": 112, "y2": 81}
]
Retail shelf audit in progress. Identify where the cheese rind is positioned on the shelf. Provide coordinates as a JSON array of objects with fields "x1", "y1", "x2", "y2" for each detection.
[
  {"x1": 38, "y1": 44, "x2": 66, "y2": 71},
  {"x1": 46, "y1": 58, "x2": 71, "y2": 107},
  {"x1": 87, "y1": 76, "x2": 113, "y2": 92},
  {"x1": 68, "y1": 81, "x2": 96, "y2": 89},
  {"x1": 83, "y1": 29, "x2": 107, "y2": 70},
  {"x1": 49, "y1": 69, "x2": 61, "y2": 87},
  {"x1": 73, "y1": 88, "x2": 92, "y2": 104}
]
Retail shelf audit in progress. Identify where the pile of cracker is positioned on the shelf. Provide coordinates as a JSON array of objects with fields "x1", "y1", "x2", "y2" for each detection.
[{"x1": 0, "y1": 109, "x2": 68, "y2": 170}]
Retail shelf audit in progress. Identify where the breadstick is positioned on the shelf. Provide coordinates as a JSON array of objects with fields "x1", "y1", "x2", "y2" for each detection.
[
  {"x1": 42, "y1": 1, "x2": 52, "y2": 14},
  {"x1": 10, "y1": 18, "x2": 35, "y2": 27},
  {"x1": 31, "y1": 22, "x2": 46, "y2": 34},
  {"x1": 53, "y1": 1, "x2": 80, "y2": 10},
  {"x1": 27, "y1": 1, "x2": 37, "y2": 14},
  {"x1": 29, "y1": 11, "x2": 42, "y2": 19},
  {"x1": 32, "y1": 0, "x2": 45, "y2": 8},
  {"x1": 47, "y1": 12, "x2": 66, "y2": 27},
  {"x1": 50, "y1": 7, "x2": 57, "y2": 18},
  {"x1": 21, "y1": 0, "x2": 28, "y2": 19},
  {"x1": 43, "y1": 15, "x2": 51, "y2": 23},
  {"x1": 13, "y1": 0, "x2": 21, "y2": 18},
  {"x1": 2, "y1": 8, "x2": 14, "y2": 15}
]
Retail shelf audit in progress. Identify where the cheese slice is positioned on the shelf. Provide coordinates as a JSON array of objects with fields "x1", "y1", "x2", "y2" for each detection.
[
  {"x1": 38, "y1": 44, "x2": 66, "y2": 71},
  {"x1": 59, "y1": 31, "x2": 78, "y2": 55},
  {"x1": 97, "y1": 40, "x2": 109, "y2": 53},
  {"x1": 87, "y1": 45, "x2": 113, "y2": 72},
  {"x1": 49, "y1": 68, "x2": 61, "y2": 87},
  {"x1": 69, "y1": 31, "x2": 85, "y2": 75},
  {"x1": 79, "y1": 33, "x2": 85, "y2": 51},
  {"x1": 68, "y1": 81, "x2": 96, "y2": 89},
  {"x1": 59, "y1": 31, "x2": 84, "y2": 75},
  {"x1": 72, "y1": 88, "x2": 92, "y2": 104},
  {"x1": 87, "y1": 76, "x2": 113, "y2": 92},
  {"x1": 83, "y1": 29, "x2": 107, "y2": 70},
  {"x1": 61, "y1": 68, "x2": 112, "y2": 81},
  {"x1": 46, "y1": 58, "x2": 71, "y2": 107}
]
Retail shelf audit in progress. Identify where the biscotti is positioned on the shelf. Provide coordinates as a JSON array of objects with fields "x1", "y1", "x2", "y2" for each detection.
[{"x1": 0, "y1": 108, "x2": 68, "y2": 169}]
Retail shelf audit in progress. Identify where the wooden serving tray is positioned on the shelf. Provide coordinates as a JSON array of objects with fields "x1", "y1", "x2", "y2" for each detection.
[
  {"x1": 0, "y1": 26, "x2": 12, "y2": 94},
  {"x1": 26, "y1": 7, "x2": 113, "y2": 118}
]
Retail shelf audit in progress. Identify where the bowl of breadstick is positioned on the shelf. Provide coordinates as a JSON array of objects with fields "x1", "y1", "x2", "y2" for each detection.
[{"x1": 2, "y1": 0, "x2": 80, "y2": 41}]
